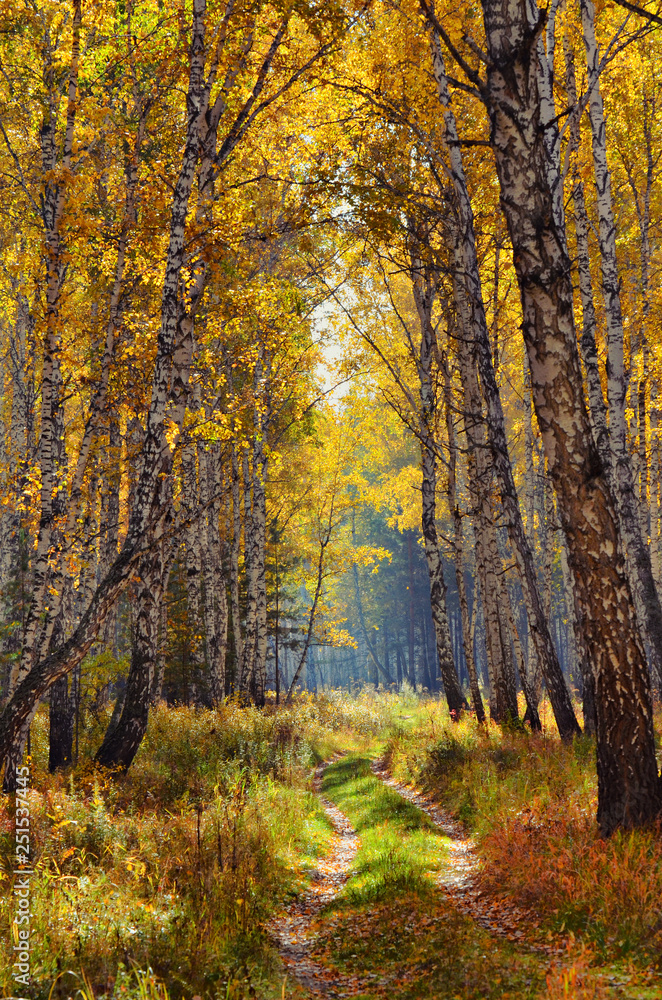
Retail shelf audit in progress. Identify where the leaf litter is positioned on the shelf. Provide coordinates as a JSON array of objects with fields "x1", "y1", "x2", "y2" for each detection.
[{"x1": 369, "y1": 758, "x2": 566, "y2": 956}]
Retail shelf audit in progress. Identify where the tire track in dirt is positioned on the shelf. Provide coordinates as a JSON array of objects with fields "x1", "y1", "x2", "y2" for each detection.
[
  {"x1": 270, "y1": 758, "x2": 371, "y2": 997},
  {"x1": 370, "y1": 758, "x2": 566, "y2": 957}
]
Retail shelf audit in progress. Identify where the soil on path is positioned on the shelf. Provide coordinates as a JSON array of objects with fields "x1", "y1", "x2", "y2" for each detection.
[
  {"x1": 272, "y1": 754, "x2": 645, "y2": 1000},
  {"x1": 271, "y1": 754, "x2": 547, "y2": 998},
  {"x1": 269, "y1": 759, "x2": 364, "y2": 997}
]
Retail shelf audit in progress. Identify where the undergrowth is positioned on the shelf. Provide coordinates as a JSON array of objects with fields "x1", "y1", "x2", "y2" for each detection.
[
  {"x1": 0, "y1": 690, "x2": 394, "y2": 1000},
  {"x1": 4, "y1": 688, "x2": 662, "y2": 999},
  {"x1": 385, "y1": 701, "x2": 662, "y2": 970},
  {"x1": 322, "y1": 755, "x2": 443, "y2": 905}
]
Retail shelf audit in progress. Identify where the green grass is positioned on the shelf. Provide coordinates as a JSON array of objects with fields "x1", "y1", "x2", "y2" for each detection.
[
  {"x1": 386, "y1": 706, "x2": 662, "y2": 970},
  {"x1": 381, "y1": 704, "x2": 662, "y2": 999},
  {"x1": 312, "y1": 752, "x2": 546, "y2": 999},
  {"x1": 0, "y1": 773, "x2": 335, "y2": 1000},
  {"x1": 5, "y1": 692, "x2": 662, "y2": 999},
  {"x1": 321, "y1": 755, "x2": 446, "y2": 905}
]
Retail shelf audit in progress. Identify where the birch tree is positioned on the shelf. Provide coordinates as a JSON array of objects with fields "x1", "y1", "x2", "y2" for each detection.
[
  {"x1": 0, "y1": 0, "x2": 351, "y2": 772},
  {"x1": 427, "y1": 0, "x2": 662, "y2": 833},
  {"x1": 425, "y1": 18, "x2": 578, "y2": 736},
  {"x1": 579, "y1": 0, "x2": 662, "y2": 688}
]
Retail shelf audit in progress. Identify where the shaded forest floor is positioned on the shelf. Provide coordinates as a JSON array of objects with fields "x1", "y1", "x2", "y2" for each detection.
[{"x1": 2, "y1": 692, "x2": 662, "y2": 999}]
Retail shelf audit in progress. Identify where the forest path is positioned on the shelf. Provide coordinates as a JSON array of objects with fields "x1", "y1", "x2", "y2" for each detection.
[
  {"x1": 273, "y1": 753, "x2": 639, "y2": 999},
  {"x1": 274, "y1": 752, "x2": 546, "y2": 999},
  {"x1": 270, "y1": 756, "x2": 377, "y2": 997}
]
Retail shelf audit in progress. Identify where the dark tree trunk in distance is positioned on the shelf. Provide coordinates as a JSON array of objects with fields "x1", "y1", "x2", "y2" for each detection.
[
  {"x1": 49, "y1": 674, "x2": 73, "y2": 772},
  {"x1": 95, "y1": 541, "x2": 167, "y2": 773}
]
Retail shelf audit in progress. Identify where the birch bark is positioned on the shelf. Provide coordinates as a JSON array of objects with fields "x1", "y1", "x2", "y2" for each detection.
[
  {"x1": 230, "y1": 441, "x2": 244, "y2": 686},
  {"x1": 496, "y1": 573, "x2": 519, "y2": 715},
  {"x1": 95, "y1": 537, "x2": 171, "y2": 771},
  {"x1": 495, "y1": 559, "x2": 541, "y2": 728},
  {"x1": 0, "y1": 292, "x2": 34, "y2": 663},
  {"x1": 563, "y1": 39, "x2": 610, "y2": 471},
  {"x1": 182, "y1": 442, "x2": 205, "y2": 705},
  {"x1": 541, "y1": 468, "x2": 554, "y2": 624},
  {"x1": 2, "y1": 22, "x2": 149, "y2": 782},
  {"x1": 199, "y1": 440, "x2": 227, "y2": 704},
  {"x1": 100, "y1": 414, "x2": 122, "y2": 651},
  {"x1": 151, "y1": 595, "x2": 169, "y2": 705},
  {"x1": 213, "y1": 446, "x2": 230, "y2": 695},
  {"x1": 479, "y1": 0, "x2": 660, "y2": 833},
  {"x1": 0, "y1": 0, "x2": 211, "y2": 769},
  {"x1": 444, "y1": 357, "x2": 486, "y2": 722},
  {"x1": 407, "y1": 532, "x2": 417, "y2": 690},
  {"x1": 2, "y1": 20, "x2": 83, "y2": 782},
  {"x1": 240, "y1": 446, "x2": 257, "y2": 696},
  {"x1": 560, "y1": 534, "x2": 596, "y2": 733},
  {"x1": 252, "y1": 351, "x2": 270, "y2": 706},
  {"x1": 470, "y1": 463, "x2": 513, "y2": 719},
  {"x1": 580, "y1": 0, "x2": 662, "y2": 687},
  {"x1": 621, "y1": 88, "x2": 656, "y2": 555},
  {"x1": 428, "y1": 27, "x2": 579, "y2": 739},
  {"x1": 0, "y1": 0, "x2": 331, "y2": 766},
  {"x1": 411, "y1": 260, "x2": 467, "y2": 716},
  {"x1": 523, "y1": 362, "x2": 541, "y2": 698},
  {"x1": 7, "y1": 0, "x2": 82, "y2": 714},
  {"x1": 447, "y1": 228, "x2": 519, "y2": 722}
]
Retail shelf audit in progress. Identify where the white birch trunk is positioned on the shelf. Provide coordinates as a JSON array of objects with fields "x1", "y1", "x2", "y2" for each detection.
[
  {"x1": 429, "y1": 28, "x2": 579, "y2": 738},
  {"x1": 620, "y1": 85, "x2": 655, "y2": 548},
  {"x1": 444, "y1": 359, "x2": 486, "y2": 722},
  {"x1": 532, "y1": 0, "x2": 564, "y2": 232},
  {"x1": 495, "y1": 567, "x2": 540, "y2": 728},
  {"x1": 581, "y1": 0, "x2": 662, "y2": 685},
  {"x1": 0, "y1": 0, "x2": 210, "y2": 769},
  {"x1": 9, "y1": 1, "x2": 82, "y2": 713},
  {"x1": 563, "y1": 38, "x2": 611, "y2": 470},
  {"x1": 477, "y1": 0, "x2": 660, "y2": 833},
  {"x1": 182, "y1": 442, "x2": 204, "y2": 705},
  {"x1": 0, "y1": 294, "x2": 33, "y2": 654},
  {"x1": 410, "y1": 260, "x2": 467, "y2": 716},
  {"x1": 251, "y1": 351, "x2": 270, "y2": 706},
  {"x1": 199, "y1": 439, "x2": 227, "y2": 704},
  {"x1": 151, "y1": 595, "x2": 168, "y2": 705},
  {"x1": 230, "y1": 442, "x2": 244, "y2": 684},
  {"x1": 651, "y1": 406, "x2": 662, "y2": 588},
  {"x1": 0, "y1": 0, "x2": 319, "y2": 766},
  {"x1": 239, "y1": 446, "x2": 257, "y2": 696}
]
